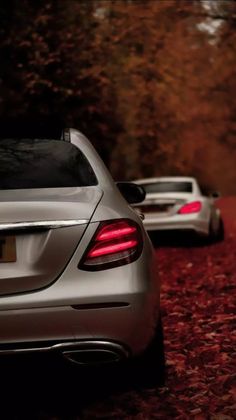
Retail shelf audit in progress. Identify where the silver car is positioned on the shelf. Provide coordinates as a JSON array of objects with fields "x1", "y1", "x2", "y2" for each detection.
[
  {"x1": 133, "y1": 176, "x2": 224, "y2": 241},
  {"x1": 0, "y1": 129, "x2": 164, "y2": 385}
]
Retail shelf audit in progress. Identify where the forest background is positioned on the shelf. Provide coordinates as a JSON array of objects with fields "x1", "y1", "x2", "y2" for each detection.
[{"x1": 0, "y1": 0, "x2": 236, "y2": 194}]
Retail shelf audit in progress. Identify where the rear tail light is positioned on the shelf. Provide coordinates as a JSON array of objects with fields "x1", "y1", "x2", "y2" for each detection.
[
  {"x1": 79, "y1": 219, "x2": 143, "y2": 271},
  {"x1": 178, "y1": 201, "x2": 202, "y2": 214}
]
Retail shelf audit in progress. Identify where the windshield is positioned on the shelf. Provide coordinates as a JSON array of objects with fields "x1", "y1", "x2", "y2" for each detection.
[
  {"x1": 0, "y1": 139, "x2": 97, "y2": 189},
  {"x1": 140, "y1": 181, "x2": 193, "y2": 193}
]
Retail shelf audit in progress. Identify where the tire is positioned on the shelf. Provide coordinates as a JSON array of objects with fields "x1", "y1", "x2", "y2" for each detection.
[
  {"x1": 209, "y1": 217, "x2": 224, "y2": 243},
  {"x1": 216, "y1": 217, "x2": 225, "y2": 241},
  {"x1": 128, "y1": 316, "x2": 166, "y2": 389}
]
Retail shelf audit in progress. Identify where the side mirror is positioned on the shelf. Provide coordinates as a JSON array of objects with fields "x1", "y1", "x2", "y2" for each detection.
[
  {"x1": 211, "y1": 191, "x2": 221, "y2": 199},
  {"x1": 116, "y1": 182, "x2": 146, "y2": 204}
]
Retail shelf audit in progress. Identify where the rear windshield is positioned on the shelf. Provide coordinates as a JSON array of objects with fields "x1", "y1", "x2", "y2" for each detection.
[
  {"x1": 0, "y1": 139, "x2": 97, "y2": 189},
  {"x1": 140, "y1": 182, "x2": 193, "y2": 193}
]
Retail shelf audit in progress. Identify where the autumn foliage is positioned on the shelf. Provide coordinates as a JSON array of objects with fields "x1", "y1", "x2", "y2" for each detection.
[{"x1": 0, "y1": 0, "x2": 236, "y2": 193}]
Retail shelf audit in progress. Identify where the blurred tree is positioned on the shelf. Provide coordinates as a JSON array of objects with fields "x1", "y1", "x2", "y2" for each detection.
[
  {"x1": 93, "y1": 0, "x2": 211, "y2": 179},
  {"x1": 93, "y1": 0, "x2": 236, "y2": 194},
  {"x1": 0, "y1": 0, "x2": 120, "y2": 162}
]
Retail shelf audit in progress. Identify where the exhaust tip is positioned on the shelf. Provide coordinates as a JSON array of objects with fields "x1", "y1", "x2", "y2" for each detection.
[{"x1": 63, "y1": 349, "x2": 123, "y2": 365}]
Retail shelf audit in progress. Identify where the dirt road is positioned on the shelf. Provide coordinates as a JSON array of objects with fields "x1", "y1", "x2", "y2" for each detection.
[{"x1": 2, "y1": 198, "x2": 236, "y2": 419}]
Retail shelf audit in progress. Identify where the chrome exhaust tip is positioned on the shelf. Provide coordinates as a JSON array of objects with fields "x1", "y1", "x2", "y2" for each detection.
[
  {"x1": 61, "y1": 341, "x2": 129, "y2": 366},
  {"x1": 63, "y1": 349, "x2": 122, "y2": 365}
]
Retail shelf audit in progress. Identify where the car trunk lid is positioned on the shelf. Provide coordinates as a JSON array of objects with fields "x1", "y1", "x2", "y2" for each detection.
[
  {"x1": 0, "y1": 187, "x2": 102, "y2": 296},
  {"x1": 134, "y1": 193, "x2": 191, "y2": 216}
]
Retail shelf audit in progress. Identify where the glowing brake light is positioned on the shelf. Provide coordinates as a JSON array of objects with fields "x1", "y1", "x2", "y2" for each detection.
[
  {"x1": 88, "y1": 240, "x2": 138, "y2": 258},
  {"x1": 79, "y1": 219, "x2": 143, "y2": 271},
  {"x1": 96, "y1": 225, "x2": 136, "y2": 241},
  {"x1": 178, "y1": 201, "x2": 202, "y2": 214}
]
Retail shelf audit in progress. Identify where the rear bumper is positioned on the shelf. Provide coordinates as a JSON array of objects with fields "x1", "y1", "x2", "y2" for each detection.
[
  {"x1": 0, "y1": 294, "x2": 159, "y2": 361},
  {"x1": 143, "y1": 213, "x2": 209, "y2": 235}
]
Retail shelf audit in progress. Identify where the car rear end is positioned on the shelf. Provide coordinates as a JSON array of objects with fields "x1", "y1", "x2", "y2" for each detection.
[
  {"x1": 0, "y1": 133, "x2": 159, "y2": 365},
  {"x1": 133, "y1": 178, "x2": 210, "y2": 236}
]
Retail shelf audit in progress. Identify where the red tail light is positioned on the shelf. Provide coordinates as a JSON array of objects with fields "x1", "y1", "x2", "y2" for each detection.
[
  {"x1": 178, "y1": 201, "x2": 202, "y2": 214},
  {"x1": 79, "y1": 219, "x2": 143, "y2": 271}
]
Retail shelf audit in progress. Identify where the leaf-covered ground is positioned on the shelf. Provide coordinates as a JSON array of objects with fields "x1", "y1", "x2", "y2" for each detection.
[{"x1": 2, "y1": 198, "x2": 236, "y2": 419}]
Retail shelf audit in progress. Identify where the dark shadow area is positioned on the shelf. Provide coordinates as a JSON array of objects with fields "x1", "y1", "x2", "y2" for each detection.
[
  {"x1": 148, "y1": 230, "x2": 212, "y2": 248},
  {"x1": 0, "y1": 354, "x2": 163, "y2": 419},
  {"x1": 0, "y1": 355, "x2": 120, "y2": 418},
  {"x1": 0, "y1": 116, "x2": 65, "y2": 140}
]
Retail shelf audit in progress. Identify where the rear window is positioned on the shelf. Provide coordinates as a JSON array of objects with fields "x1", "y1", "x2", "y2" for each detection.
[
  {"x1": 141, "y1": 182, "x2": 193, "y2": 193},
  {"x1": 0, "y1": 139, "x2": 97, "y2": 189}
]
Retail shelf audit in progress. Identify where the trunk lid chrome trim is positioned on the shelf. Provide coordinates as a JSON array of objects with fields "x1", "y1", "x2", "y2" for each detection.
[{"x1": 0, "y1": 220, "x2": 89, "y2": 232}]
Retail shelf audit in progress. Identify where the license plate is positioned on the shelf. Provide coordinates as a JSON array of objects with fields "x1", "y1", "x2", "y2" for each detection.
[
  {"x1": 140, "y1": 205, "x2": 172, "y2": 213},
  {"x1": 0, "y1": 236, "x2": 16, "y2": 262}
]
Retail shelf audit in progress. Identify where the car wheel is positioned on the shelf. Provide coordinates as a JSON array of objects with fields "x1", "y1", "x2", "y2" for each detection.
[
  {"x1": 128, "y1": 316, "x2": 166, "y2": 389},
  {"x1": 209, "y1": 217, "x2": 224, "y2": 243},
  {"x1": 215, "y1": 217, "x2": 224, "y2": 241}
]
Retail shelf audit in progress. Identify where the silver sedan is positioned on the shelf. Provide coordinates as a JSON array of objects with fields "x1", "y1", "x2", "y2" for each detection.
[
  {"x1": 133, "y1": 176, "x2": 224, "y2": 241},
  {"x1": 0, "y1": 129, "x2": 164, "y2": 386}
]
